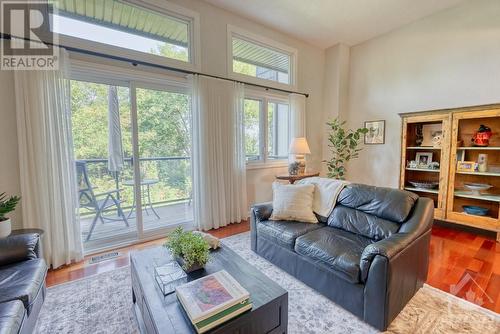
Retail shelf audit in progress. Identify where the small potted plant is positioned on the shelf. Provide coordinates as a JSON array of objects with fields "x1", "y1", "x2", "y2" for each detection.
[
  {"x1": 0, "y1": 192, "x2": 21, "y2": 238},
  {"x1": 164, "y1": 227, "x2": 210, "y2": 273}
]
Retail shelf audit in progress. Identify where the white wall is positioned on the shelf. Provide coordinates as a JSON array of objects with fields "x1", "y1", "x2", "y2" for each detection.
[
  {"x1": 163, "y1": 0, "x2": 325, "y2": 206},
  {"x1": 0, "y1": 0, "x2": 325, "y2": 226},
  {"x1": 342, "y1": 0, "x2": 500, "y2": 187},
  {"x1": 0, "y1": 69, "x2": 23, "y2": 229},
  {"x1": 321, "y1": 43, "x2": 350, "y2": 175}
]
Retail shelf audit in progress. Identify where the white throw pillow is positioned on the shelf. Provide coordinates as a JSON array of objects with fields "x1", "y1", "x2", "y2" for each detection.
[{"x1": 270, "y1": 182, "x2": 317, "y2": 223}]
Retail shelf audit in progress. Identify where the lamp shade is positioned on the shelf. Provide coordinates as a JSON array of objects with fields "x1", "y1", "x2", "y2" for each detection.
[{"x1": 289, "y1": 137, "x2": 311, "y2": 155}]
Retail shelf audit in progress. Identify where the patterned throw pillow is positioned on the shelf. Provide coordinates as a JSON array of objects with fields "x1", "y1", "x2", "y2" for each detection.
[{"x1": 270, "y1": 182, "x2": 317, "y2": 223}]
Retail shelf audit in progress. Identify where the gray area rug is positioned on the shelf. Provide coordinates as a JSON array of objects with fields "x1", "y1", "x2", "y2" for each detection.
[{"x1": 36, "y1": 232, "x2": 500, "y2": 333}]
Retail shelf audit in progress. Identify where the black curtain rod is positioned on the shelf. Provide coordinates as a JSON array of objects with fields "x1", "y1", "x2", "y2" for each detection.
[{"x1": 1, "y1": 34, "x2": 309, "y2": 98}]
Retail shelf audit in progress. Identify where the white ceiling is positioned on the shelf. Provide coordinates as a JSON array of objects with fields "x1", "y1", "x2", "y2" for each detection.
[{"x1": 203, "y1": 0, "x2": 466, "y2": 48}]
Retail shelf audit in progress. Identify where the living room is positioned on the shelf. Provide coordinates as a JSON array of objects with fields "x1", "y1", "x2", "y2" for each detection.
[{"x1": 0, "y1": 0, "x2": 498, "y2": 333}]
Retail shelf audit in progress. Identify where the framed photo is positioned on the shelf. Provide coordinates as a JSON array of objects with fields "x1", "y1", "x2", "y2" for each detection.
[
  {"x1": 421, "y1": 124, "x2": 443, "y2": 147},
  {"x1": 364, "y1": 120, "x2": 385, "y2": 144},
  {"x1": 457, "y1": 161, "x2": 476, "y2": 172},
  {"x1": 415, "y1": 152, "x2": 433, "y2": 167}
]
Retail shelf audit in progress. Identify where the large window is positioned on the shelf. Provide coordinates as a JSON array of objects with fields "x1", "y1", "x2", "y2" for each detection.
[
  {"x1": 229, "y1": 26, "x2": 296, "y2": 87},
  {"x1": 267, "y1": 102, "x2": 290, "y2": 159},
  {"x1": 244, "y1": 94, "x2": 290, "y2": 163},
  {"x1": 50, "y1": 0, "x2": 197, "y2": 65}
]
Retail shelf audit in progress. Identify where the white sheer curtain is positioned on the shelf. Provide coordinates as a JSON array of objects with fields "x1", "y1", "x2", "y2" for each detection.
[
  {"x1": 14, "y1": 44, "x2": 83, "y2": 268},
  {"x1": 289, "y1": 93, "x2": 306, "y2": 138},
  {"x1": 190, "y1": 75, "x2": 247, "y2": 231}
]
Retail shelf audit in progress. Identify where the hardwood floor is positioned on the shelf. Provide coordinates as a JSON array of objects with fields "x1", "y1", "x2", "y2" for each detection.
[
  {"x1": 427, "y1": 224, "x2": 500, "y2": 313},
  {"x1": 45, "y1": 221, "x2": 251, "y2": 287},
  {"x1": 46, "y1": 221, "x2": 499, "y2": 313}
]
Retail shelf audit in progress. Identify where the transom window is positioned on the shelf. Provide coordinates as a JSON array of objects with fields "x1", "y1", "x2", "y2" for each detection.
[
  {"x1": 229, "y1": 26, "x2": 296, "y2": 87},
  {"x1": 244, "y1": 94, "x2": 290, "y2": 163},
  {"x1": 49, "y1": 0, "x2": 195, "y2": 64}
]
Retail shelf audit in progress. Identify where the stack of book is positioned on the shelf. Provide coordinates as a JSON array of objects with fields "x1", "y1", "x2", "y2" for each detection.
[{"x1": 175, "y1": 270, "x2": 252, "y2": 333}]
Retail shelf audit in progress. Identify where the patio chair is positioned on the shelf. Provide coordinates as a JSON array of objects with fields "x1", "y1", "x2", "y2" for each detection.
[{"x1": 76, "y1": 160, "x2": 129, "y2": 241}]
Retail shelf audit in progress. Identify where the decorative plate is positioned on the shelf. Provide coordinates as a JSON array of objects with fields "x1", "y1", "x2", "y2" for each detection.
[
  {"x1": 408, "y1": 181, "x2": 439, "y2": 189},
  {"x1": 464, "y1": 182, "x2": 492, "y2": 196}
]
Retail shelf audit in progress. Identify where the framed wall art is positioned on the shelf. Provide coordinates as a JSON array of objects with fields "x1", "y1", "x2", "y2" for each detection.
[{"x1": 364, "y1": 120, "x2": 385, "y2": 144}]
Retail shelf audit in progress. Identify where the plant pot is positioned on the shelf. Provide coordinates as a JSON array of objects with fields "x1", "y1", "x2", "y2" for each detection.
[
  {"x1": 175, "y1": 256, "x2": 204, "y2": 273},
  {"x1": 0, "y1": 218, "x2": 11, "y2": 238}
]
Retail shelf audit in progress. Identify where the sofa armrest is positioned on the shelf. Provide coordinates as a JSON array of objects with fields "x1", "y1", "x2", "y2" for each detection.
[
  {"x1": 250, "y1": 202, "x2": 272, "y2": 251},
  {"x1": 0, "y1": 233, "x2": 40, "y2": 267},
  {"x1": 252, "y1": 202, "x2": 273, "y2": 222},
  {"x1": 360, "y1": 197, "x2": 434, "y2": 282}
]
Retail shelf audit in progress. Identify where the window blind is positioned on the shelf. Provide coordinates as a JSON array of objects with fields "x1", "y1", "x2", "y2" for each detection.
[
  {"x1": 50, "y1": 0, "x2": 189, "y2": 48},
  {"x1": 232, "y1": 35, "x2": 290, "y2": 75}
]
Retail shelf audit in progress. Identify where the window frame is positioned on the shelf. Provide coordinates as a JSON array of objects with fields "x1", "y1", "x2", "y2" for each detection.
[
  {"x1": 244, "y1": 89, "x2": 290, "y2": 169},
  {"x1": 227, "y1": 25, "x2": 298, "y2": 90},
  {"x1": 50, "y1": 0, "x2": 201, "y2": 72}
]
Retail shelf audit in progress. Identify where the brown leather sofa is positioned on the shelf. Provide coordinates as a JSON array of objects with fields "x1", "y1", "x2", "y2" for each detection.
[{"x1": 0, "y1": 233, "x2": 47, "y2": 334}]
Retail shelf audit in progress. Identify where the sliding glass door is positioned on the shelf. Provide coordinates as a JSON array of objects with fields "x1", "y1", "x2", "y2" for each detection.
[
  {"x1": 135, "y1": 85, "x2": 193, "y2": 234},
  {"x1": 71, "y1": 80, "x2": 139, "y2": 250},
  {"x1": 70, "y1": 77, "x2": 193, "y2": 253}
]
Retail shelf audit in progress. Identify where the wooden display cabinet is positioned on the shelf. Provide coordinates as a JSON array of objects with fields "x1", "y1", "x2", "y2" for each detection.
[
  {"x1": 446, "y1": 108, "x2": 500, "y2": 239},
  {"x1": 400, "y1": 105, "x2": 500, "y2": 242},
  {"x1": 400, "y1": 113, "x2": 451, "y2": 219}
]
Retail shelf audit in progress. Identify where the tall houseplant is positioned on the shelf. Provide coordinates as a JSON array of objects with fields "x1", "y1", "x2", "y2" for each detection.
[
  {"x1": 324, "y1": 118, "x2": 368, "y2": 180},
  {"x1": 0, "y1": 192, "x2": 21, "y2": 238}
]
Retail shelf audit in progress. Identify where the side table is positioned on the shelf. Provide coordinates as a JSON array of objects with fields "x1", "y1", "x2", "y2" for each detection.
[{"x1": 276, "y1": 172, "x2": 320, "y2": 184}]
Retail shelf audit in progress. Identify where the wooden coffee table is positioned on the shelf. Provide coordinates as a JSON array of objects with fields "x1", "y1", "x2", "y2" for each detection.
[{"x1": 130, "y1": 244, "x2": 288, "y2": 333}]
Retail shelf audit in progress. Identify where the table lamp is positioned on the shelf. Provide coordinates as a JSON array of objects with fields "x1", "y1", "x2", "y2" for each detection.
[{"x1": 289, "y1": 137, "x2": 311, "y2": 175}]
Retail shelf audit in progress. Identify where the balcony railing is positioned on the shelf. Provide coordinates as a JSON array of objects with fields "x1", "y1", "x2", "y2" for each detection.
[{"x1": 79, "y1": 156, "x2": 191, "y2": 215}]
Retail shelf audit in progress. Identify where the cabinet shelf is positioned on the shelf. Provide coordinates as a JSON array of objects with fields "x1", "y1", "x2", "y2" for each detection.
[
  {"x1": 457, "y1": 146, "x2": 500, "y2": 151},
  {"x1": 456, "y1": 171, "x2": 500, "y2": 177},
  {"x1": 405, "y1": 168, "x2": 440, "y2": 173},
  {"x1": 406, "y1": 146, "x2": 441, "y2": 150},
  {"x1": 405, "y1": 187, "x2": 439, "y2": 194},
  {"x1": 454, "y1": 191, "x2": 500, "y2": 203}
]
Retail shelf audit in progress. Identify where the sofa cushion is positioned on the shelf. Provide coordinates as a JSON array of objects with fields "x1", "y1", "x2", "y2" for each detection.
[
  {"x1": 337, "y1": 184, "x2": 418, "y2": 223},
  {"x1": 270, "y1": 182, "x2": 317, "y2": 223},
  {"x1": 295, "y1": 227, "x2": 373, "y2": 283},
  {"x1": 257, "y1": 220, "x2": 324, "y2": 250},
  {"x1": 0, "y1": 300, "x2": 25, "y2": 334},
  {"x1": 328, "y1": 206, "x2": 399, "y2": 241},
  {"x1": 0, "y1": 259, "x2": 47, "y2": 314}
]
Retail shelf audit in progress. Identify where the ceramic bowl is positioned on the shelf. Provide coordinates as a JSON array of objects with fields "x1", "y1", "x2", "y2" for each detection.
[{"x1": 463, "y1": 205, "x2": 489, "y2": 216}]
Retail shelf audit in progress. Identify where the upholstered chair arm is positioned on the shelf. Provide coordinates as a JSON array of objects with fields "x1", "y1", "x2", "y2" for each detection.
[
  {"x1": 359, "y1": 197, "x2": 434, "y2": 282},
  {"x1": 0, "y1": 233, "x2": 41, "y2": 267},
  {"x1": 252, "y1": 202, "x2": 273, "y2": 222},
  {"x1": 250, "y1": 202, "x2": 273, "y2": 251},
  {"x1": 362, "y1": 197, "x2": 433, "y2": 329}
]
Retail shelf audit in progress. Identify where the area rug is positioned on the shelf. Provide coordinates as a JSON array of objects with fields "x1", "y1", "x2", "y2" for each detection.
[{"x1": 36, "y1": 232, "x2": 500, "y2": 333}]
